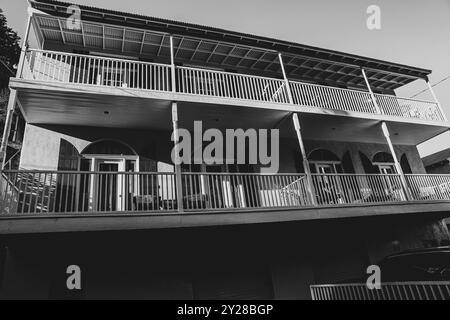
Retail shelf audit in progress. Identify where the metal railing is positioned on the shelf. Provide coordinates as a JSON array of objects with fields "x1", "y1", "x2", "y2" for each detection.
[
  {"x1": 3, "y1": 171, "x2": 450, "y2": 215},
  {"x1": 23, "y1": 49, "x2": 171, "y2": 92},
  {"x1": 176, "y1": 66, "x2": 290, "y2": 104},
  {"x1": 375, "y1": 93, "x2": 444, "y2": 122},
  {"x1": 311, "y1": 173, "x2": 406, "y2": 205},
  {"x1": 20, "y1": 49, "x2": 445, "y2": 123},
  {"x1": 180, "y1": 172, "x2": 309, "y2": 210},
  {"x1": 0, "y1": 170, "x2": 177, "y2": 214},
  {"x1": 406, "y1": 174, "x2": 450, "y2": 201},
  {"x1": 290, "y1": 81, "x2": 377, "y2": 114},
  {"x1": 311, "y1": 282, "x2": 450, "y2": 300}
]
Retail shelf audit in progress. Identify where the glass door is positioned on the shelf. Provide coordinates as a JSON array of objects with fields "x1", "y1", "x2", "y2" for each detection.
[{"x1": 95, "y1": 159, "x2": 125, "y2": 212}]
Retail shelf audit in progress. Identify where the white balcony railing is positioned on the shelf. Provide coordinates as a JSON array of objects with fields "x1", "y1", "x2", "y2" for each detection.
[
  {"x1": 310, "y1": 282, "x2": 450, "y2": 300},
  {"x1": 0, "y1": 170, "x2": 177, "y2": 214},
  {"x1": 3, "y1": 171, "x2": 450, "y2": 216},
  {"x1": 23, "y1": 49, "x2": 171, "y2": 92},
  {"x1": 375, "y1": 94, "x2": 444, "y2": 122},
  {"x1": 406, "y1": 174, "x2": 450, "y2": 201},
  {"x1": 181, "y1": 172, "x2": 309, "y2": 210},
  {"x1": 21, "y1": 49, "x2": 445, "y2": 123},
  {"x1": 290, "y1": 81, "x2": 377, "y2": 114},
  {"x1": 176, "y1": 66, "x2": 290, "y2": 104},
  {"x1": 311, "y1": 173, "x2": 406, "y2": 205}
]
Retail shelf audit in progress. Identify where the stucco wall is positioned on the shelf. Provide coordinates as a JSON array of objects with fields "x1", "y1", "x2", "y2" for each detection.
[
  {"x1": 20, "y1": 123, "x2": 426, "y2": 174},
  {"x1": 20, "y1": 124, "x2": 173, "y2": 170}
]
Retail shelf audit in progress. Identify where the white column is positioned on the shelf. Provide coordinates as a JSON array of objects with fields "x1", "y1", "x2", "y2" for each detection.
[
  {"x1": 292, "y1": 113, "x2": 317, "y2": 205},
  {"x1": 426, "y1": 79, "x2": 447, "y2": 122},
  {"x1": 361, "y1": 68, "x2": 382, "y2": 114},
  {"x1": 17, "y1": 11, "x2": 33, "y2": 77},
  {"x1": 169, "y1": 35, "x2": 176, "y2": 93},
  {"x1": 278, "y1": 53, "x2": 316, "y2": 205},
  {"x1": 172, "y1": 102, "x2": 184, "y2": 211},
  {"x1": 278, "y1": 53, "x2": 294, "y2": 104},
  {"x1": 381, "y1": 122, "x2": 412, "y2": 200}
]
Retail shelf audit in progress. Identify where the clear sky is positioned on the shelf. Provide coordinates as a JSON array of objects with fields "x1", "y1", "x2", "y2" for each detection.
[{"x1": 1, "y1": 0, "x2": 450, "y2": 157}]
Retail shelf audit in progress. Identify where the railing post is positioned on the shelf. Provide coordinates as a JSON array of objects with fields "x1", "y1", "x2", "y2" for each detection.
[
  {"x1": 278, "y1": 53, "x2": 294, "y2": 104},
  {"x1": 169, "y1": 35, "x2": 176, "y2": 93},
  {"x1": 425, "y1": 77, "x2": 448, "y2": 122},
  {"x1": 172, "y1": 102, "x2": 184, "y2": 212},
  {"x1": 292, "y1": 113, "x2": 317, "y2": 205},
  {"x1": 380, "y1": 121, "x2": 412, "y2": 200},
  {"x1": 361, "y1": 68, "x2": 382, "y2": 115},
  {"x1": 17, "y1": 9, "x2": 33, "y2": 78}
]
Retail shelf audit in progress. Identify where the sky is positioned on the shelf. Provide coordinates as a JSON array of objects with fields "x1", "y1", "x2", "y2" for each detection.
[{"x1": 1, "y1": 0, "x2": 450, "y2": 157}]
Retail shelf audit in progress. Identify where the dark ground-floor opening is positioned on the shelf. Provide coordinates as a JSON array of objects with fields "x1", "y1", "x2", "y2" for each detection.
[{"x1": 0, "y1": 213, "x2": 449, "y2": 299}]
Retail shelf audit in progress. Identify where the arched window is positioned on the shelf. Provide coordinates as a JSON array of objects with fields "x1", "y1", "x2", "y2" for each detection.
[
  {"x1": 342, "y1": 151, "x2": 355, "y2": 173},
  {"x1": 372, "y1": 151, "x2": 396, "y2": 174},
  {"x1": 359, "y1": 152, "x2": 378, "y2": 174},
  {"x1": 81, "y1": 139, "x2": 136, "y2": 156},
  {"x1": 308, "y1": 149, "x2": 342, "y2": 173},
  {"x1": 400, "y1": 154, "x2": 412, "y2": 174},
  {"x1": 58, "y1": 139, "x2": 79, "y2": 171}
]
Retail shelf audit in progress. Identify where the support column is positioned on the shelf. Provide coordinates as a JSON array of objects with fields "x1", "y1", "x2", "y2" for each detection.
[
  {"x1": 292, "y1": 114, "x2": 317, "y2": 206},
  {"x1": 169, "y1": 35, "x2": 184, "y2": 211},
  {"x1": 361, "y1": 68, "x2": 382, "y2": 114},
  {"x1": 381, "y1": 121, "x2": 412, "y2": 200},
  {"x1": 172, "y1": 102, "x2": 184, "y2": 212},
  {"x1": 0, "y1": 11, "x2": 32, "y2": 168},
  {"x1": 278, "y1": 53, "x2": 316, "y2": 205},
  {"x1": 169, "y1": 35, "x2": 176, "y2": 93},
  {"x1": 426, "y1": 78, "x2": 447, "y2": 122},
  {"x1": 278, "y1": 53, "x2": 294, "y2": 104}
]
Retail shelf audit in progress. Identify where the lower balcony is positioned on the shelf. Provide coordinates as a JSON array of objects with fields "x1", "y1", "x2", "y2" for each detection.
[{"x1": 1, "y1": 171, "x2": 450, "y2": 216}]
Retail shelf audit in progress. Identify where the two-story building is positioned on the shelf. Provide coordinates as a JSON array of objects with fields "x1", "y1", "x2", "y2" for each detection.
[{"x1": 0, "y1": 0, "x2": 449, "y2": 299}]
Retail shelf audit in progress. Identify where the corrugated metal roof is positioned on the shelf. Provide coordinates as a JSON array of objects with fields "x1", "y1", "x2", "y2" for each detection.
[{"x1": 29, "y1": 0, "x2": 433, "y2": 92}]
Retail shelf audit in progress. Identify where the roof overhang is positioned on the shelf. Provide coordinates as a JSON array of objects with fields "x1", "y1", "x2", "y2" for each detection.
[{"x1": 29, "y1": 0, "x2": 432, "y2": 93}]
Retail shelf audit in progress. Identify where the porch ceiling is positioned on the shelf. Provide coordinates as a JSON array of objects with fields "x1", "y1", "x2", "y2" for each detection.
[
  {"x1": 16, "y1": 86, "x2": 447, "y2": 145},
  {"x1": 30, "y1": 0, "x2": 431, "y2": 93},
  {"x1": 17, "y1": 88, "x2": 173, "y2": 130}
]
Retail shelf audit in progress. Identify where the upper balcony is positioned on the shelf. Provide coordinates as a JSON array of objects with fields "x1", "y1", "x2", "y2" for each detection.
[
  {"x1": 15, "y1": 48, "x2": 445, "y2": 126},
  {"x1": 10, "y1": 0, "x2": 447, "y2": 138}
]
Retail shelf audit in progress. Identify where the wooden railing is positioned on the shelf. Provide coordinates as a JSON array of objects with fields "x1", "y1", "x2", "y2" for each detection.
[
  {"x1": 20, "y1": 48, "x2": 444, "y2": 123},
  {"x1": 310, "y1": 282, "x2": 450, "y2": 300}
]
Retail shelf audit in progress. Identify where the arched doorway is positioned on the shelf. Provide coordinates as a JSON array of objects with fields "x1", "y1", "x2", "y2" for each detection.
[
  {"x1": 80, "y1": 139, "x2": 139, "y2": 212},
  {"x1": 308, "y1": 149, "x2": 343, "y2": 204},
  {"x1": 372, "y1": 152, "x2": 396, "y2": 174},
  {"x1": 371, "y1": 151, "x2": 403, "y2": 200},
  {"x1": 308, "y1": 149, "x2": 342, "y2": 174}
]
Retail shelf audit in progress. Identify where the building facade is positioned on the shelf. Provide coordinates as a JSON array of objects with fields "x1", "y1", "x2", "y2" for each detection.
[{"x1": 0, "y1": 0, "x2": 450, "y2": 299}]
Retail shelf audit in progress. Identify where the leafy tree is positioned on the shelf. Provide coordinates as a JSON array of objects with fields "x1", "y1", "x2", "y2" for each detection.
[
  {"x1": 0, "y1": 9, "x2": 21, "y2": 142},
  {"x1": 0, "y1": 8, "x2": 21, "y2": 88}
]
